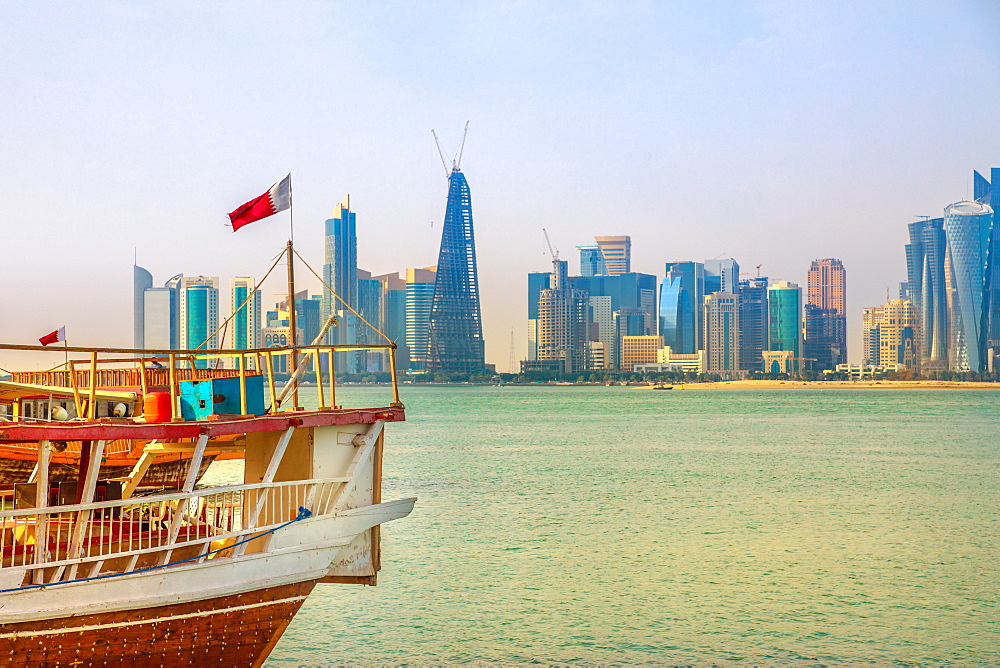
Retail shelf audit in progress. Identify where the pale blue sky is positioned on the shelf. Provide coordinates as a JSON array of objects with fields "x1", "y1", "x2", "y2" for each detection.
[{"x1": 2, "y1": 1, "x2": 998, "y2": 370}]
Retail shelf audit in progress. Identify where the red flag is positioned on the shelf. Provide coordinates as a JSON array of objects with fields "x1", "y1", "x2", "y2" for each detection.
[
  {"x1": 228, "y1": 174, "x2": 291, "y2": 232},
  {"x1": 39, "y1": 326, "x2": 65, "y2": 346}
]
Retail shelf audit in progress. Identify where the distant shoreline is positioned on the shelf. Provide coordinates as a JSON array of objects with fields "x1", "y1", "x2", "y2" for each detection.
[
  {"x1": 334, "y1": 380, "x2": 1000, "y2": 390},
  {"x1": 637, "y1": 379, "x2": 1000, "y2": 390}
]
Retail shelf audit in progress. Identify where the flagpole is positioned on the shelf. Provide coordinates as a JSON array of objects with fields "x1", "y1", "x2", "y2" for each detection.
[{"x1": 286, "y1": 176, "x2": 300, "y2": 410}]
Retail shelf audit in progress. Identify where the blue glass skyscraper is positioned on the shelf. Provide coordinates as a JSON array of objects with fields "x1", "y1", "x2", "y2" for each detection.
[
  {"x1": 905, "y1": 217, "x2": 948, "y2": 369},
  {"x1": 659, "y1": 262, "x2": 704, "y2": 353},
  {"x1": 323, "y1": 196, "x2": 359, "y2": 371},
  {"x1": 577, "y1": 246, "x2": 607, "y2": 276},
  {"x1": 945, "y1": 199, "x2": 994, "y2": 371},
  {"x1": 427, "y1": 168, "x2": 486, "y2": 373},
  {"x1": 974, "y1": 168, "x2": 1000, "y2": 358}
]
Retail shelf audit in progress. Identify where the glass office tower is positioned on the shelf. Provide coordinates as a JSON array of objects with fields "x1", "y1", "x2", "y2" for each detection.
[
  {"x1": 427, "y1": 168, "x2": 486, "y2": 373},
  {"x1": 660, "y1": 262, "x2": 705, "y2": 354},
  {"x1": 944, "y1": 200, "x2": 994, "y2": 371}
]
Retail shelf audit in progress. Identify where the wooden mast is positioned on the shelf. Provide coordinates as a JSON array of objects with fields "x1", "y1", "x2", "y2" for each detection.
[{"x1": 285, "y1": 240, "x2": 301, "y2": 410}]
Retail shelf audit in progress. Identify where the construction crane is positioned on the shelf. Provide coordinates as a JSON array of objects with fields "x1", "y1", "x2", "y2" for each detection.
[
  {"x1": 431, "y1": 121, "x2": 470, "y2": 179},
  {"x1": 542, "y1": 228, "x2": 559, "y2": 261},
  {"x1": 756, "y1": 263, "x2": 763, "y2": 278}
]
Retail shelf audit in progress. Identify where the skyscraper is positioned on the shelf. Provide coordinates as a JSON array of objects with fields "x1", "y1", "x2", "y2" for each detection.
[
  {"x1": 373, "y1": 272, "x2": 409, "y2": 370},
  {"x1": 862, "y1": 306, "x2": 882, "y2": 365},
  {"x1": 426, "y1": 168, "x2": 486, "y2": 373},
  {"x1": 405, "y1": 267, "x2": 437, "y2": 371},
  {"x1": 357, "y1": 270, "x2": 384, "y2": 371},
  {"x1": 974, "y1": 168, "x2": 1000, "y2": 363},
  {"x1": 178, "y1": 277, "x2": 219, "y2": 362},
  {"x1": 229, "y1": 277, "x2": 260, "y2": 351},
  {"x1": 537, "y1": 260, "x2": 590, "y2": 373},
  {"x1": 807, "y1": 258, "x2": 847, "y2": 314},
  {"x1": 134, "y1": 267, "x2": 180, "y2": 352},
  {"x1": 703, "y1": 292, "x2": 740, "y2": 372},
  {"x1": 768, "y1": 280, "x2": 802, "y2": 360},
  {"x1": 944, "y1": 199, "x2": 995, "y2": 371},
  {"x1": 704, "y1": 258, "x2": 740, "y2": 295},
  {"x1": 804, "y1": 258, "x2": 847, "y2": 370},
  {"x1": 594, "y1": 236, "x2": 631, "y2": 275},
  {"x1": 878, "y1": 299, "x2": 918, "y2": 368},
  {"x1": 577, "y1": 246, "x2": 607, "y2": 276},
  {"x1": 905, "y1": 218, "x2": 948, "y2": 370},
  {"x1": 660, "y1": 262, "x2": 705, "y2": 354},
  {"x1": 738, "y1": 276, "x2": 769, "y2": 371},
  {"x1": 322, "y1": 197, "x2": 359, "y2": 370},
  {"x1": 133, "y1": 265, "x2": 153, "y2": 349}
]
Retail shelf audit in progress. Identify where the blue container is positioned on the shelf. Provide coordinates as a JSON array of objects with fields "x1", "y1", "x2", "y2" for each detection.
[{"x1": 179, "y1": 376, "x2": 266, "y2": 421}]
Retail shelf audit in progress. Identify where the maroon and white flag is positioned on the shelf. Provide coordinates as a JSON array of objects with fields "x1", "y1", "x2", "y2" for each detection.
[
  {"x1": 228, "y1": 174, "x2": 291, "y2": 232},
  {"x1": 39, "y1": 326, "x2": 65, "y2": 346}
]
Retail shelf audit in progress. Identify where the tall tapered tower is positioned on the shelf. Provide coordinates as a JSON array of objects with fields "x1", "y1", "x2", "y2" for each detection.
[{"x1": 426, "y1": 164, "x2": 486, "y2": 374}]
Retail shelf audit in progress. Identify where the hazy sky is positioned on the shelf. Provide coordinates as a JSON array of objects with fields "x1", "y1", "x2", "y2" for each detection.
[{"x1": 2, "y1": 1, "x2": 999, "y2": 371}]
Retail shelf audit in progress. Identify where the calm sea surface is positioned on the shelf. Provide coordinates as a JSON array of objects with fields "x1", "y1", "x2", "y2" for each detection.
[{"x1": 256, "y1": 386, "x2": 999, "y2": 665}]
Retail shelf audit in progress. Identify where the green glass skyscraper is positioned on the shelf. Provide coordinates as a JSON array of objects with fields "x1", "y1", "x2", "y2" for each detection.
[{"x1": 768, "y1": 280, "x2": 802, "y2": 357}]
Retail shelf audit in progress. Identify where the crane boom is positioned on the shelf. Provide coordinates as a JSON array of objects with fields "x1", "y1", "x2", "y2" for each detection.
[
  {"x1": 542, "y1": 228, "x2": 559, "y2": 261},
  {"x1": 456, "y1": 121, "x2": 469, "y2": 171},
  {"x1": 431, "y1": 129, "x2": 450, "y2": 179}
]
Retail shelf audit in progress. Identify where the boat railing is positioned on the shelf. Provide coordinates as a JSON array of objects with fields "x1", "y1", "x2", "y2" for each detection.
[
  {"x1": 0, "y1": 477, "x2": 350, "y2": 587},
  {"x1": 0, "y1": 341, "x2": 403, "y2": 421}
]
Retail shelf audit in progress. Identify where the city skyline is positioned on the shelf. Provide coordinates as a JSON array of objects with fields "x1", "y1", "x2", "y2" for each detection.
[{"x1": 2, "y1": 3, "x2": 999, "y2": 371}]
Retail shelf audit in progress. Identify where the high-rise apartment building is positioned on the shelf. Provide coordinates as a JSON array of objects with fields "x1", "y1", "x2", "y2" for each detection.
[
  {"x1": 405, "y1": 267, "x2": 437, "y2": 371},
  {"x1": 322, "y1": 197, "x2": 359, "y2": 370},
  {"x1": 588, "y1": 296, "x2": 614, "y2": 369},
  {"x1": 807, "y1": 258, "x2": 846, "y2": 314},
  {"x1": 944, "y1": 200, "x2": 994, "y2": 371},
  {"x1": 768, "y1": 280, "x2": 802, "y2": 360},
  {"x1": 594, "y1": 236, "x2": 631, "y2": 275},
  {"x1": 229, "y1": 277, "x2": 260, "y2": 351},
  {"x1": 537, "y1": 260, "x2": 590, "y2": 373},
  {"x1": 805, "y1": 258, "x2": 847, "y2": 370},
  {"x1": 660, "y1": 262, "x2": 705, "y2": 354},
  {"x1": 426, "y1": 168, "x2": 486, "y2": 373},
  {"x1": 862, "y1": 306, "x2": 882, "y2": 365},
  {"x1": 878, "y1": 299, "x2": 919, "y2": 367},
  {"x1": 703, "y1": 292, "x2": 740, "y2": 372},
  {"x1": 905, "y1": 218, "x2": 948, "y2": 370}
]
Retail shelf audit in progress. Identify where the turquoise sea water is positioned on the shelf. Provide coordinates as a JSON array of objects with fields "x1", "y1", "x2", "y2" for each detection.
[{"x1": 263, "y1": 386, "x2": 999, "y2": 665}]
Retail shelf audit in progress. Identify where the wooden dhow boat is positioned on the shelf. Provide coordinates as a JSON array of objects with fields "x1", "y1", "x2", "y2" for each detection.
[{"x1": 0, "y1": 337, "x2": 414, "y2": 665}]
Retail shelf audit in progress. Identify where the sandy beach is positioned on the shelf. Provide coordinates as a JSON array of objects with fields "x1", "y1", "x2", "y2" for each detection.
[{"x1": 642, "y1": 379, "x2": 1000, "y2": 390}]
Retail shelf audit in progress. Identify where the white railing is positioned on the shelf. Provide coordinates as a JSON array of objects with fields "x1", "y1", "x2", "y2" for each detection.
[{"x1": 0, "y1": 478, "x2": 348, "y2": 587}]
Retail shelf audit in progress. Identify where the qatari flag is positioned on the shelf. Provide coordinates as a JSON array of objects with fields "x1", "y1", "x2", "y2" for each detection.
[
  {"x1": 39, "y1": 326, "x2": 65, "y2": 346},
  {"x1": 228, "y1": 174, "x2": 291, "y2": 232}
]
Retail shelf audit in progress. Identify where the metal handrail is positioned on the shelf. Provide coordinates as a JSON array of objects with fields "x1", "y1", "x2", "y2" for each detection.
[{"x1": 0, "y1": 477, "x2": 350, "y2": 520}]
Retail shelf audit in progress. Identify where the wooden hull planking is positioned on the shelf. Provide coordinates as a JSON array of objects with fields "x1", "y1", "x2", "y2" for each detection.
[{"x1": 0, "y1": 580, "x2": 315, "y2": 667}]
